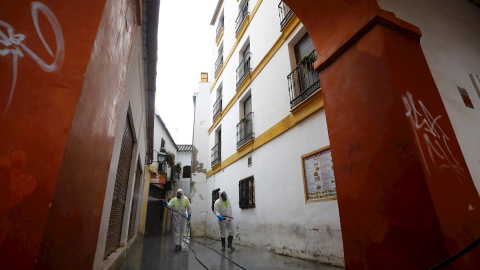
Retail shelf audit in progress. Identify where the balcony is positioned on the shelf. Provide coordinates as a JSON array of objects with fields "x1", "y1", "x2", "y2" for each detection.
[
  {"x1": 214, "y1": 52, "x2": 223, "y2": 78},
  {"x1": 237, "y1": 112, "x2": 254, "y2": 148},
  {"x1": 216, "y1": 16, "x2": 224, "y2": 42},
  {"x1": 235, "y1": 0, "x2": 249, "y2": 35},
  {"x1": 236, "y1": 52, "x2": 251, "y2": 88},
  {"x1": 278, "y1": 1, "x2": 293, "y2": 29},
  {"x1": 211, "y1": 142, "x2": 221, "y2": 166},
  {"x1": 287, "y1": 50, "x2": 320, "y2": 108},
  {"x1": 213, "y1": 95, "x2": 222, "y2": 121}
]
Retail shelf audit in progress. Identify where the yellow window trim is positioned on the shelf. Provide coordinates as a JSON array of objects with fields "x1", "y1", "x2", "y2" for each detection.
[
  {"x1": 208, "y1": 14, "x2": 301, "y2": 135},
  {"x1": 210, "y1": 0, "x2": 264, "y2": 93},
  {"x1": 206, "y1": 91, "x2": 324, "y2": 178}
]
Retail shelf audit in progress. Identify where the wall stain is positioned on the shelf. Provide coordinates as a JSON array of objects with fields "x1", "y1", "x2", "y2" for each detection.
[{"x1": 192, "y1": 146, "x2": 207, "y2": 173}]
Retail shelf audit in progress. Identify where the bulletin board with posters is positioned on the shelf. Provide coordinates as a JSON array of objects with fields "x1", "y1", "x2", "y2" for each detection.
[{"x1": 302, "y1": 146, "x2": 337, "y2": 202}]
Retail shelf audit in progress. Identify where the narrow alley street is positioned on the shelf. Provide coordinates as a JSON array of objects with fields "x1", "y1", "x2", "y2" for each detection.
[{"x1": 119, "y1": 234, "x2": 343, "y2": 270}]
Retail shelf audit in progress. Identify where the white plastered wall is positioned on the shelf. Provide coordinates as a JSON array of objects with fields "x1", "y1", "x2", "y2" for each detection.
[{"x1": 378, "y1": 0, "x2": 480, "y2": 193}]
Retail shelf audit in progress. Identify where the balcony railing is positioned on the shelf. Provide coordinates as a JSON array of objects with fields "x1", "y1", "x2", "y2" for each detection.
[
  {"x1": 237, "y1": 112, "x2": 254, "y2": 148},
  {"x1": 214, "y1": 52, "x2": 223, "y2": 78},
  {"x1": 211, "y1": 142, "x2": 221, "y2": 166},
  {"x1": 213, "y1": 95, "x2": 222, "y2": 121},
  {"x1": 216, "y1": 16, "x2": 224, "y2": 41},
  {"x1": 235, "y1": 0, "x2": 249, "y2": 34},
  {"x1": 236, "y1": 52, "x2": 251, "y2": 88},
  {"x1": 278, "y1": 1, "x2": 293, "y2": 28},
  {"x1": 287, "y1": 50, "x2": 320, "y2": 108}
]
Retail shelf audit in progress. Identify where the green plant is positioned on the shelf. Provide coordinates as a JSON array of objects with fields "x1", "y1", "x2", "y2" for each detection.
[
  {"x1": 174, "y1": 162, "x2": 182, "y2": 174},
  {"x1": 165, "y1": 151, "x2": 175, "y2": 167}
]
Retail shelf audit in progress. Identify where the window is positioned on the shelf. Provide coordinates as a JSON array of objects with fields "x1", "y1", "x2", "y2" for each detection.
[
  {"x1": 213, "y1": 85, "x2": 223, "y2": 120},
  {"x1": 236, "y1": 42, "x2": 251, "y2": 88},
  {"x1": 212, "y1": 189, "x2": 220, "y2": 211},
  {"x1": 182, "y1": 166, "x2": 191, "y2": 178},
  {"x1": 278, "y1": 1, "x2": 293, "y2": 29},
  {"x1": 235, "y1": 0, "x2": 249, "y2": 34},
  {"x1": 212, "y1": 127, "x2": 222, "y2": 166},
  {"x1": 215, "y1": 43, "x2": 224, "y2": 78},
  {"x1": 287, "y1": 32, "x2": 320, "y2": 108},
  {"x1": 237, "y1": 93, "x2": 254, "y2": 147},
  {"x1": 216, "y1": 12, "x2": 224, "y2": 42},
  {"x1": 160, "y1": 138, "x2": 165, "y2": 151},
  {"x1": 239, "y1": 176, "x2": 254, "y2": 209}
]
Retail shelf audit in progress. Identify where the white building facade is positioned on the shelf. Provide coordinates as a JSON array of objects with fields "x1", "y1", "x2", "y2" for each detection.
[{"x1": 192, "y1": 0, "x2": 480, "y2": 267}]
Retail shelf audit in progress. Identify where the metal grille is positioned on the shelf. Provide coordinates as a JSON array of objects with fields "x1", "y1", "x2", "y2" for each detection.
[
  {"x1": 237, "y1": 112, "x2": 254, "y2": 148},
  {"x1": 278, "y1": 1, "x2": 293, "y2": 28},
  {"x1": 216, "y1": 16, "x2": 224, "y2": 41},
  {"x1": 235, "y1": 0, "x2": 249, "y2": 34},
  {"x1": 128, "y1": 162, "x2": 142, "y2": 240},
  {"x1": 105, "y1": 118, "x2": 134, "y2": 258},
  {"x1": 214, "y1": 52, "x2": 224, "y2": 78},
  {"x1": 287, "y1": 50, "x2": 320, "y2": 108},
  {"x1": 213, "y1": 95, "x2": 222, "y2": 120},
  {"x1": 239, "y1": 176, "x2": 254, "y2": 209},
  {"x1": 236, "y1": 52, "x2": 251, "y2": 88},
  {"x1": 211, "y1": 142, "x2": 221, "y2": 166}
]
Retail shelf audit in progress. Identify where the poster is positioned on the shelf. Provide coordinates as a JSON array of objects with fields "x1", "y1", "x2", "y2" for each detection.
[{"x1": 302, "y1": 147, "x2": 336, "y2": 201}]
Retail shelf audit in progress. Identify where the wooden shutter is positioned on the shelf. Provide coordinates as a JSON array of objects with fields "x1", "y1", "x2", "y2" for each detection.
[
  {"x1": 105, "y1": 117, "x2": 134, "y2": 258},
  {"x1": 294, "y1": 33, "x2": 314, "y2": 64},
  {"x1": 128, "y1": 162, "x2": 142, "y2": 240}
]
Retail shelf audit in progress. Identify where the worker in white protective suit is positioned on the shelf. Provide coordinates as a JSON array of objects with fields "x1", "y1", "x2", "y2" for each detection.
[
  {"x1": 214, "y1": 191, "x2": 235, "y2": 251},
  {"x1": 162, "y1": 189, "x2": 191, "y2": 251}
]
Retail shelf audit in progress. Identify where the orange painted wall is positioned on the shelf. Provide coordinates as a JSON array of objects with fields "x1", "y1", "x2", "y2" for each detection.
[
  {"x1": 35, "y1": 0, "x2": 139, "y2": 269},
  {"x1": 284, "y1": 0, "x2": 480, "y2": 269},
  {"x1": 0, "y1": 1, "x2": 106, "y2": 269},
  {"x1": 0, "y1": 0, "x2": 138, "y2": 269}
]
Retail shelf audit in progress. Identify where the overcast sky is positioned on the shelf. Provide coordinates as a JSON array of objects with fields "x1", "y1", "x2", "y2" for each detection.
[{"x1": 155, "y1": 0, "x2": 217, "y2": 145}]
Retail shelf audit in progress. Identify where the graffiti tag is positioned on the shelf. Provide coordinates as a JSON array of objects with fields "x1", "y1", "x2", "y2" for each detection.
[
  {"x1": 0, "y1": 2, "x2": 64, "y2": 116},
  {"x1": 402, "y1": 91, "x2": 466, "y2": 179}
]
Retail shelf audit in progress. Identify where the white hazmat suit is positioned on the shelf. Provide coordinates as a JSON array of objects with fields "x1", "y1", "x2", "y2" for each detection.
[{"x1": 166, "y1": 189, "x2": 191, "y2": 248}]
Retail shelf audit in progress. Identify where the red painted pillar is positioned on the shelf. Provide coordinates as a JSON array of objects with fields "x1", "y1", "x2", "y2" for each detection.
[{"x1": 284, "y1": 0, "x2": 480, "y2": 269}]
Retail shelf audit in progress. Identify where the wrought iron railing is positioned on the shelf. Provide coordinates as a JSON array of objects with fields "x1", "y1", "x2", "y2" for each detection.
[
  {"x1": 216, "y1": 16, "x2": 224, "y2": 41},
  {"x1": 213, "y1": 95, "x2": 222, "y2": 121},
  {"x1": 214, "y1": 52, "x2": 223, "y2": 78},
  {"x1": 235, "y1": 0, "x2": 249, "y2": 34},
  {"x1": 278, "y1": 1, "x2": 293, "y2": 28},
  {"x1": 287, "y1": 50, "x2": 320, "y2": 108},
  {"x1": 211, "y1": 142, "x2": 221, "y2": 166},
  {"x1": 237, "y1": 112, "x2": 254, "y2": 148},
  {"x1": 236, "y1": 52, "x2": 251, "y2": 88}
]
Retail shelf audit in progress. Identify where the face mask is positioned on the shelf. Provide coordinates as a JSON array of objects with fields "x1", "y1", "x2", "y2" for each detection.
[
  {"x1": 177, "y1": 193, "x2": 181, "y2": 199},
  {"x1": 221, "y1": 193, "x2": 227, "y2": 201}
]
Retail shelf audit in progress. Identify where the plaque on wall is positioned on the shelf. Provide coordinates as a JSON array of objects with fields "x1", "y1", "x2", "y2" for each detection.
[{"x1": 302, "y1": 146, "x2": 337, "y2": 202}]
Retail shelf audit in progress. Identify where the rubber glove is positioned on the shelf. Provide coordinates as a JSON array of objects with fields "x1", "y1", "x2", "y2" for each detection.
[
  {"x1": 162, "y1": 200, "x2": 168, "y2": 207},
  {"x1": 217, "y1": 215, "x2": 224, "y2": 220},
  {"x1": 187, "y1": 214, "x2": 191, "y2": 221}
]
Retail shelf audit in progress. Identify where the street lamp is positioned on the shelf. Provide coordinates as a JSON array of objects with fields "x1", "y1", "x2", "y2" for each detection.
[{"x1": 154, "y1": 148, "x2": 167, "y2": 163}]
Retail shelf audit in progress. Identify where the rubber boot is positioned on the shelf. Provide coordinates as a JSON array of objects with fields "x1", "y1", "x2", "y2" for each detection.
[
  {"x1": 227, "y1": 235, "x2": 235, "y2": 251},
  {"x1": 221, "y1": 238, "x2": 226, "y2": 251}
]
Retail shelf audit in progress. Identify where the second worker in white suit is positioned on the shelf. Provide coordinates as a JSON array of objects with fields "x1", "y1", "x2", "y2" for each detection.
[{"x1": 214, "y1": 191, "x2": 235, "y2": 251}]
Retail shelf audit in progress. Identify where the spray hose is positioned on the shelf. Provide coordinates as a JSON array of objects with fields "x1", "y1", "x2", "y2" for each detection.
[{"x1": 159, "y1": 199, "x2": 189, "y2": 219}]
